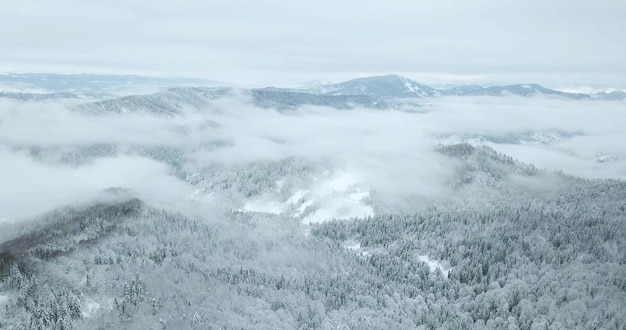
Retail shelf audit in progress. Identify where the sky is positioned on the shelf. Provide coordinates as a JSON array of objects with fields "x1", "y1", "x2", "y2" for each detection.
[{"x1": 1, "y1": 0, "x2": 625, "y2": 87}]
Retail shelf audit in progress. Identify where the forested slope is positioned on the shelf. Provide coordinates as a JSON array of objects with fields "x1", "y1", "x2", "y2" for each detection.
[{"x1": 1, "y1": 145, "x2": 624, "y2": 329}]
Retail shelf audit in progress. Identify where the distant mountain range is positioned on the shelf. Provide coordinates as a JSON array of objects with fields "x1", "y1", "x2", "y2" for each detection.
[
  {"x1": 441, "y1": 83, "x2": 589, "y2": 98},
  {"x1": 77, "y1": 87, "x2": 388, "y2": 114},
  {"x1": 0, "y1": 73, "x2": 623, "y2": 113},
  {"x1": 318, "y1": 75, "x2": 622, "y2": 100},
  {"x1": 0, "y1": 73, "x2": 221, "y2": 95},
  {"x1": 320, "y1": 74, "x2": 440, "y2": 98}
]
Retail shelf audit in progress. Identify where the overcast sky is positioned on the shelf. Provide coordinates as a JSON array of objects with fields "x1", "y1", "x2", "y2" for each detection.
[{"x1": 1, "y1": 0, "x2": 624, "y2": 87}]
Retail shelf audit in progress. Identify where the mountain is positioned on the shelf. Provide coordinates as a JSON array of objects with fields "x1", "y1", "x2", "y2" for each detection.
[
  {"x1": 75, "y1": 78, "x2": 609, "y2": 115},
  {"x1": 441, "y1": 83, "x2": 590, "y2": 99},
  {"x1": 2, "y1": 146, "x2": 625, "y2": 329},
  {"x1": 322, "y1": 74, "x2": 440, "y2": 98},
  {"x1": 2, "y1": 74, "x2": 622, "y2": 111},
  {"x1": 250, "y1": 88, "x2": 387, "y2": 109},
  {"x1": 77, "y1": 87, "x2": 390, "y2": 114},
  {"x1": 0, "y1": 91, "x2": 100, "y2": 101},
  {"x1": 0, "y1": 73, "x2": 221, "y2": 95},
  {"x1": 591, "y1": 91, "x2": 626, "y2": 100},
  {"x1": 78, "y1": 87, "x2": 230, "y2": 114},
  {"x1": 315, "y1": 75, "x2": 590, "y2": 99}
]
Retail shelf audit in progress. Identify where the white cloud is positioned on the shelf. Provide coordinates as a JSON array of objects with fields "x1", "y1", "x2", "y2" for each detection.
[
  {"x1": 1, "y1": 93, "x2": 625, "y2": 222},
  {"x1": 0, "y1": 147, "x2": 191, "y2": 223},
  {"x1": 0, "y1": 0, "x2": 624, "y2": 87}
]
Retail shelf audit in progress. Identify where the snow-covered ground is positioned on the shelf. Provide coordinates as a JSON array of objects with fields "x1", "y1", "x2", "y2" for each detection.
[
  {"x1": 238, "y1": 171, "x2": 374, "y2": 224},
  {"x1": 301, "y1": 171, "x2": 373, "y2": 224},
  {"x1": 0, "y1": 294, "x2": 9, "y2": 308},
  {"x1": 301, "y1": 189, "x2": 372, "y2": 224},
  {"x1": 286, "y1": 190, "x2": 313, "y2": 216},
  {"x1": 339, "y1": 242, "x2": 452, "y2": 277},
  {"x1": 241, "y1": 199, "x2": 284, "y2": 214},
  {"x1": 81, "y1": 299, "x2": 102, "y2": 318},
  {"x1": 342, "y1": 239, "x2": 372, "y2": 257},
  {"x1": 417, "y1": 255, "x2": 451, "y2": 278},
  {"x1": 343, "y1": 239, "x2": 361, "y2": 251}
]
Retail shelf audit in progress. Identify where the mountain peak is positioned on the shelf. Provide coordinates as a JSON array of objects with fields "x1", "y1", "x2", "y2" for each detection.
[
  {"x1": 324, "y1": 74, "x2": 440, "y2": 98},
  {"x1": 442, "y1": 83, "x2": 590, "y2": 99}
]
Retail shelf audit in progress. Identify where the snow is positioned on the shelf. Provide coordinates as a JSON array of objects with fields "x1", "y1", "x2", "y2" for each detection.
[
  {"x1": 237, "y1": 172, "x2": 374, "y2": 223},
  {"x1": 242, "y1": 199, "x2": 284, "y2": 214},
  {"x1": 417, "y1": 255, "x2": 451, "y2": 278},
  {"x1": 302, "y1": 193, "x2": 373, "y2": 224},
  {"x1": 0, "y1": 82, "x2": 48, "y2": 94},
  {"x1": 82, "y1": 300, "x2": 102, "y2": 318},
  {"x1": 0, "y1": 294, "x2": 8, "y2": 305},
  {"x1": 525, "y1": 132, "x2": 561, "y2": 144},
  {"x1": 296, "y1": 198, "x2": 314, "y2": 216},
  {"x1": 285, "y1": 189, "x2": 307, "y2": 205},
  {"x1": 189, "y1": 189, "x2": 215, "y2": 202},
  {"x1": 400, "y1": 76, "x2": 418, "y2": 93},
  {"x1": 343, "y1": 239, "x2": 361, "y2": 250},
  {"x1": 318, "y1": 171, "x2": 360, "y2": 193},
  {"x1": 398, "y1": 75, "x2": 426, "y2": 95},
  {"x1": 239, "y1": 189, "x2": 309, "y2": 215},
  {"x1": 342, "y1": 239, "x2": 372, "y2": 257},
  {"x1": 275, "y1": 180, "x2": 285, "y2": 191},
  {"x1": 302, "y1": 172, "x2": 374, "y2": 224},
  {"x1": 554, "y1": 86, "x2": 626, "y2": 94},
  {"x1": 594, "y1": 153, "x2": 619, "y2": 163}
]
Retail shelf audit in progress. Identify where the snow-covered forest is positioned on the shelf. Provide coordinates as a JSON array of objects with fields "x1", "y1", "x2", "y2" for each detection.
[{"x1": 1, "y1": 79, "x2": 625, "y2": 329}]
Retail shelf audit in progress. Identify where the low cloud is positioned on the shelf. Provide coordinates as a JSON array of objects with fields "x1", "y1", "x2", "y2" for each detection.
[
  {"x1": 1, "y1": 94, "x2": 624, "y2": 221},
  {"x1": 0, "y1": 146, "x2": 191, "y2": 223}
]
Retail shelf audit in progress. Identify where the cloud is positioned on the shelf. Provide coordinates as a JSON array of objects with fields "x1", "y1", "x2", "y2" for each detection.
[
  {"x1": 201, "y1": 95, "x2": 626, "y2": 184},
  {"x1": 421, "y1": 97, "x2": 626, "y2": 180},
  {"x1": 0, "y1": 99, "x2": 225, "y2": 147},
  {"x1": 1, "y1": 93, "x2": 624, "y2": 222},
  {"x1": 0, "y1": 1, "x2": 624, "y2": 87},
  {"x1": 0, "y1": 146, "x2": 191, "y2": 223}
]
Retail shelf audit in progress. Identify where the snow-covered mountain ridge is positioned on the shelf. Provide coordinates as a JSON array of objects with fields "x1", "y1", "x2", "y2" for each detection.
[{"x1": 2, "y1": 74, "x2": 623, "y2": 114}]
